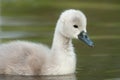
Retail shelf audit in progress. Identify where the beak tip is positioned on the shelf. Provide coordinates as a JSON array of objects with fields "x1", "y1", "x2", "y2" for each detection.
[
  {"x1": 89, "y1": 44, "x2": 94, "y2": 48},
  {"x1": 78, "y1": 31, "x2": 94, "y2": 48},
  {"x1": 88, "y1": 42, "x2": 94, "y2": 48}
]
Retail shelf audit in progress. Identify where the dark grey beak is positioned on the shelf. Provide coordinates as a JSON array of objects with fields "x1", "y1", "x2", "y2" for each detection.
[{"x1": 78, "y1": 31, "x2": 94, "y2": 47}]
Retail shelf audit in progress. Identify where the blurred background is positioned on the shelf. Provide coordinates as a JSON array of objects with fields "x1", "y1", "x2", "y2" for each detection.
[{"x1": 0, "y1": 0, "x2": 120, "y2": 79}]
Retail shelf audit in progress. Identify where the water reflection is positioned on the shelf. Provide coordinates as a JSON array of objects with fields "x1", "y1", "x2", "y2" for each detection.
[
  {"x1": 105, "y1": 78, "x2": 120, "y2": 80},
  {"x1": 0, "y1": 74, "x2": 76, "y2": 80},
  {"x1": 0, "y1": 31, "x2": 35, "y2": 39},
  {"x1": 1, "y1": 16, "x2": 53, "y2": 26}
]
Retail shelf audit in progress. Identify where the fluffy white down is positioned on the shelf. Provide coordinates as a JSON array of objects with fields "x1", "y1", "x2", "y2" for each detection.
[{"x1": 0, "y1": 9, "x2": 87, "y2": 75}]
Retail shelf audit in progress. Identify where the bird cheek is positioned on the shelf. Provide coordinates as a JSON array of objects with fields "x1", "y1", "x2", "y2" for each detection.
[{"x1": 73, "y1": 31, "x2": 80, "y2": 39}]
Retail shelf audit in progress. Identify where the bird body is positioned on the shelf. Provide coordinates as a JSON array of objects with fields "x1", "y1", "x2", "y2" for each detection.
[{"x1": 0, "y1": 9, "x2": 94, "y2": 75}]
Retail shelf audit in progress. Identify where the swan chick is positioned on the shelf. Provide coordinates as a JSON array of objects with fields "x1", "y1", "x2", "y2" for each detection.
[{"x1": 0, "y1": 9, "x2": 94, "y2": 75}]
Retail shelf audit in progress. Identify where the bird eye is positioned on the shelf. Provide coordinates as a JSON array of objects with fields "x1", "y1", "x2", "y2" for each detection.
[{"x1": 73, "y1": 25, "x2": 78, "y2": 28}]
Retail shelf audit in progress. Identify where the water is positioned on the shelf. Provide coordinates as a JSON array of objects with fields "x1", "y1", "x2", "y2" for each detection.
[
  {"x1": 0, "y1": 75, "x2": 76, "y2": 80},
  {"x1": 1, "y1": 0, "x2": 120, "y2": 80}
]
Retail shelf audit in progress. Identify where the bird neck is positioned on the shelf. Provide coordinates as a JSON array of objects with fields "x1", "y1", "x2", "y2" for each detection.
[
  {"x1": 51, "y1": 29, "x2": 74, "y2": 55},
  {"x1": 46, "y1": 26, "x2": 76, "y2": 75}
]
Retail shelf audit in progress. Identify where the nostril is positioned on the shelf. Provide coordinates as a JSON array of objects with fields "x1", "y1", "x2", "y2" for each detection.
[{"x1": 85, "y1": 35, "x2": 88, "y2": 38}]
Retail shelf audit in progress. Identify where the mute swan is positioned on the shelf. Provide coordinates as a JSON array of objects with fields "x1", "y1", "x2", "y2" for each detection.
[{"x1": 0, "y1": 9, "x2": 94, "y2": 75}]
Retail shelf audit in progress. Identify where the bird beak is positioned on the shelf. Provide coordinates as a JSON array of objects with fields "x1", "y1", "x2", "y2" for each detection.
[{"x1": 78, "y1": 31, "x2": 94, "y2": 47}]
